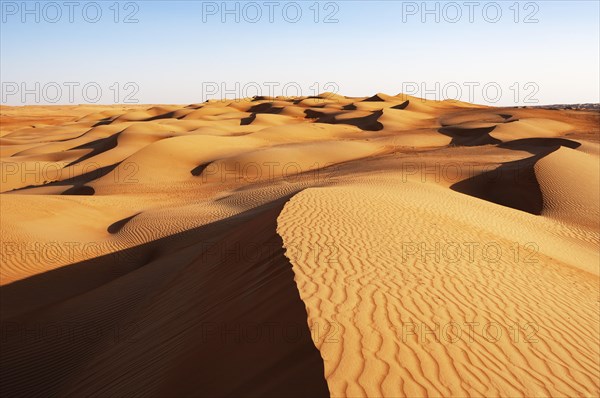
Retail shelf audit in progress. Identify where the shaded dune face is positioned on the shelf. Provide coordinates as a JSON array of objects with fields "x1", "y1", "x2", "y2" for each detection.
[
  {"x1": 0, "y1": 201, "x2": 329, "y2": 397},
  {"x1": 65, "y1": 132, "x2": 121, "y2": 167},
  {"x1": 0, "y1": 94, "x2": 599, "y2": 397},
  {"x1": 438, "y1": 125, "x2": 501, "y2": 146},
  {"x1": 451, "y1": 138, "x2": 583, "y2": 215},
  {"x1": 304, "y1": 109, "x2": 384, "y2": 131}
]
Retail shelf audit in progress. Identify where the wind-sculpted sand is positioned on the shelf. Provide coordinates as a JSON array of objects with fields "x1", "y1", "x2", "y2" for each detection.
[{"x1": 1, "y1": 93, "x2": 598, "y2": 397}]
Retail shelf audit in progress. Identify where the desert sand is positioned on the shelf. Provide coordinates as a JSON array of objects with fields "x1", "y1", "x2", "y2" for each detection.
[{"x1": 1, "y1": 93, "x2": 598, "y2": 397}]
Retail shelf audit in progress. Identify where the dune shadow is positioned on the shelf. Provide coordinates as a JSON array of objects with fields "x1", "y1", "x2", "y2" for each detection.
[
  {"x1": 91, "y1": 117, "x2": 114, "y2": 127},
  {"x1": 438, "y1": 126, "x2": 501, "y2": 147},
  {"x1": 145, "y1": 111, "x2": 180, "y2": 121},
  {"x1": 8, "y1": 163, "x2": 119, "y2": 195},
  {"x1": 391, "y1": 100, "x2": 409, "y2": 110},
  {"x1": 190, "y1": 162, "x2": 211, "y2": 177},
  {"x1": 451, "y1": 156, "x2": 543, "y2": 214},
  {"x1": 251, "y1": 96, "x2": 275, "y2": 102},
  {"x1": 450, "y1": 137, "x2": 581, "y2": 214},
  {"x1": 239, "y1": 103, "x2": 285, "y2": 126},
  {"x1": 304, "y1": 109, "x2": 384, "y2": 131},
  {"x1": 247, "y1": 103, "x2": 284, "y2": 114},
  {"x1": 66, "y1": 133, "x2": 121, "y2": 167},
  {"x1": 61, "y1": 185, "x2": 95, "y2": 196},
  {"x1": 240, "y1": 113, "x2": 256, "y2": 125},
  {"x1": 107, "y1": 213, "x2": 140, "y2": 234},
  {"x1": 0, "y1": 198, "x2": 329, "y2": 397},
  {"x1": 498, "y1": 137, "x2": 581, "y2": 154},
  {"x1": 362, "y1": 94, "x2": 385, "y2": 102}
]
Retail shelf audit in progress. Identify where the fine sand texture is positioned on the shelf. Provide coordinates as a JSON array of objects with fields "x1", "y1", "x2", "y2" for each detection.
[{"x1": 1, "y1": 94, "x2": 599, "y2": 397}]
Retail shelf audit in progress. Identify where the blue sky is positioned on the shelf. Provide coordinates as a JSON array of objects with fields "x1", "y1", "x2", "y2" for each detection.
[{"x1": 1, "y1": 0, "x2": 599, "y2": 105}]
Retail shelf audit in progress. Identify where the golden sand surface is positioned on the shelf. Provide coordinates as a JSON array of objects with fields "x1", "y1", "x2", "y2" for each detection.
[{"x1": 1, "y1": 94, "x2": 598, "y2": 397}]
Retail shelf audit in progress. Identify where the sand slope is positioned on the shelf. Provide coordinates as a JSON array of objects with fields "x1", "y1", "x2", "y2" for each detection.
[{"x1": 277, "y1": 181, "x2": 599, "y2": 397}]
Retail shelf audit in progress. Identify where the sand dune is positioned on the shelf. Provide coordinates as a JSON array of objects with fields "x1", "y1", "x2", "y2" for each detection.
[
  {"x1": 277, "y1": 182, "x2": 599, "y2": 397},
  {"x1": 1, "y1": 94, "x2": 598, "y2": 397}
]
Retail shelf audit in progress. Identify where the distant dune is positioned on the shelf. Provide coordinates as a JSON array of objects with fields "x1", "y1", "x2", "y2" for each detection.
[
  {"x1": 1, "y1": 93, "x2": 598, "y2": 397},
  {"x1": 524, "y1": 103, "x2": 600, "y2": 111}
]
